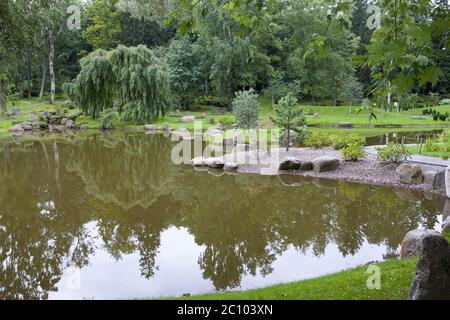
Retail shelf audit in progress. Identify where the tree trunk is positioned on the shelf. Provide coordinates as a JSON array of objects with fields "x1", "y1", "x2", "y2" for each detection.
[
  {"x1": 39, "y1": 59, "x2": 47, "y2": 100},
  {"x1": 227, "y1": 76, "x2": 232, "y2": 112},
  {"x1": 0, "y1": 81, "x2": 6, "y2": 113},
  {"x1": 332, "y1": 80, "x2": 337, "y2": 107},
  {"x1": 48, "y1": 28, "x2": 56, "y2": 104},
  {"x1": 349, "y1": 102, "x2": 352, "y2": 114},
  {"x1": 205, "y1": 78, "x2": 209, "y2": 96},
  {"x1": 311, "y1": 95, "x2": 316, "y2": 106},
  {"x1": 26, "y1": 50, "x2": 32, "y2": 98}
]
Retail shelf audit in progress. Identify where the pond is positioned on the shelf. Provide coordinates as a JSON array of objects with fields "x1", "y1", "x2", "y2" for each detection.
[
  {"x1": 365, "y1": 129, "x2": 443, "y2": 146},
  {"x1": 0, "y1": 132, "x2": 447, "y2": 299}
]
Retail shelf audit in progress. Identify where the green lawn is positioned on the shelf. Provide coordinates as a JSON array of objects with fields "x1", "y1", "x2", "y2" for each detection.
[
  {"x1": 406, "y1": 145, "x2": 450, "y2": 159},
  {"x1": 1, "y1": 97, "x2": 449, "y2": 139},
  {"x1": 174, "y1": 259, "x2": 418, "y2": 300},
  {"x1": 299, "y1": 105, "x2": 450, "y2": 126}
]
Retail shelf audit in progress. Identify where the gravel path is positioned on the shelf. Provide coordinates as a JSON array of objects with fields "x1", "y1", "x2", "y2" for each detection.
[{"x1": 222, "y1": 147, "x2": 441, "y2": 193}]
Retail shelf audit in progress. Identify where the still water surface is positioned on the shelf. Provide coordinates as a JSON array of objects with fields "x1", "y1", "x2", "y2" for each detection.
[{"x1": 0, "y1": 132, "x2": 446, "y2": 299}]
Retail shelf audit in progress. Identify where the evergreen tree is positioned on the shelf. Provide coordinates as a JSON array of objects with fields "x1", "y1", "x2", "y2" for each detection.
[{"x1": 270, "y1": 92, "x2": 306, "y2": 151}]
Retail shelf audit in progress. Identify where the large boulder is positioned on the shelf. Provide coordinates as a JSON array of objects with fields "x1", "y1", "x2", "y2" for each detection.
[
  {"x1": 209, "y1": 158, "x2": 225, "y2": 169},
  {"x1": 181, "y1": 116, "x2": 195, "y2": 123},
  {"x1": 409, "y1": 234, "x2": 450, "y2": 300},
  {"x1": 8, "y1": 125, "x2": 24, "y2": 134},
  {"x1": 21, "y1": 124, "x2": 33, "y2": 131},
  {"x1": 144, "y1": 124, "x2": 159, "y2": 131},
  {"x1": 224, "y1": 162, "x2": 238, "y2": 172},
  {"x1": 40, "y1": 110, "x2": 50, "y2": 118},
  {"x1": 300, "y1": 161, "x2": 313, "y2": 171},
  {"x1": 279, "y1": 157, "x2": 302, "y2": 171},
  {"x1": 65, "y1": 119, "x2": 74, "y2": 128},
  {"x1": 312, "y1": 156, "x2": 340, "y2": 173},
  {"x1": 432, "y1": 171, "x2": 445, "y2": 192},
  {"x1": 190, "y1": 157, "x2": 205, "y2": 167},
  {"x1": 422, "y1": 171, "x2": 437, "y2": 185},
  {"x1": 400, "y1": 229, "x2": 440, "y2": 259},
  {"x1": 395, "y1": 164, "x2": 423, "y2": 185}
]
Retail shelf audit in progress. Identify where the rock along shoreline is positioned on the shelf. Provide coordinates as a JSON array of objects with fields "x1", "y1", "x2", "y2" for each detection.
[{"x1": 193, "y1": 146, "x2": 446, "y2": 196}]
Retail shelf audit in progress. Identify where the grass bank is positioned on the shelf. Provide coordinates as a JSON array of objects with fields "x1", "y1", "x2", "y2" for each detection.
[
  {"x1": 1, "y1": 97, "x2": 449, "y2": 139},
  {"x1": 406, "y1": 145, "x2": 450, "y2": 159},
  {"x1": 175, "y1": 259, "x2": 418, "y2": 300}
]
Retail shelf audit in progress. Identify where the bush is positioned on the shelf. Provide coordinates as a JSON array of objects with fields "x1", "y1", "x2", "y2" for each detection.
[
  {"x1": 293, "y1": 130, "x2": 310, "y2": 146},
  {"x1": 341, "y1": 143, "x2": 367, "y2": 162},
  {"x1": 197, "y1": 96, "x2": 227, "y2": 108},
  {"x1": 376, "y1": 143, "x2": 412, "y2": 163},
  {"x1": 206, "y1": 117, "x2": 216, "y2": 125},
  {"x1": 216, "y1": 115, "x2": 235, "y2": 127},
  {"x1": 233, "y1": 90, "x2": 260, "y2": 129},
  {"x1": 439, "y1": 113, "x2": 447, "y2": 121},
  {"x1": 99, "y1": 109, "x2": 119, "y2": 130},
  {"x1": 433, "y1": 114, "x2": 439, "y2": 121},
  {"x1": 424, "y1": 138, "x2": 440, "y2": 152},
  {"x1": 305, "y1": 132, "x2": 333, "y2": 148},
  {"x1": 331, "y1": 134, "x2": 365, "y2": 150}
]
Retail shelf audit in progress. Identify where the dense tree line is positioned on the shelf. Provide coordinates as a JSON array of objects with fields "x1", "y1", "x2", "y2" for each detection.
[{"x1": 0, "y1": 0, "x2": 448, "y2": 119}]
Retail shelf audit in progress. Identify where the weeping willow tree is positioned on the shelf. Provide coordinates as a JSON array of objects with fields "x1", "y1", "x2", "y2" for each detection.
[
  {"x1": 72, "y1": 49, "x2": 115, "y2": 119},
  {"x1": 72, "y1": 45, "x2": 171, "y2": 122},
  {"x1": 110, "y1": 46, "x2": 171, "y2": 122}
]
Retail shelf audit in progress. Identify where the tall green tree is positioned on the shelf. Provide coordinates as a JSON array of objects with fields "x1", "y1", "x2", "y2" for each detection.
[
  {"x1": 164, "y1": 37, "x2": 201, "y2": 110},
  {"x1": 270, "y1": 92, "x2": 306, "y2": 151},
  {"x1": 72, "y1": 45, "x2": 172, "y2": 122},
  {"x1": 82, "y1": 0, "x2": 122, "y2": 50},
  {"x1": 359, "y1": 0, "x2": 450, "y2": 97}
]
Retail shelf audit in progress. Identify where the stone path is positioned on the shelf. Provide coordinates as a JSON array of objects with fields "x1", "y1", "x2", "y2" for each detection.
[{"x1": 365, "y1": 145, "x2": 450, "y2": 168}]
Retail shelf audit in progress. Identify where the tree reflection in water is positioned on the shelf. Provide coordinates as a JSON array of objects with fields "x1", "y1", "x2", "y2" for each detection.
[{"x1": 0, "y1": 132, "x2": 445, "y2": 298}]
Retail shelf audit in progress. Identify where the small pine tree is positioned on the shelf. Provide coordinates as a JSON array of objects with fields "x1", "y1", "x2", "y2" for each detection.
[
  {"x1": 271, "y1": 92, "x2": 306, "y2": 151},
  {"x1": 233, "y1": 90, "x2": 260, "y2": 129}
]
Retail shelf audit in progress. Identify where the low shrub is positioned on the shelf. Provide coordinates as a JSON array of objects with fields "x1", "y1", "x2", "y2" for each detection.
[
  {"x1": 305, "y1": 132, "x2": 333, "y2": 148},
  {"x1": 206, "y1": 117, "x2": 216, "y2": 125},
  {"x1": 197, "y1": 96, "x2": 227, "y2": 108},
  {"x1": 99, "y1": 109, "x2": 119, "y2": 130},
  {"x1": 331, "y1": 134, "x2": 365, "y2": 150},
  {"x1": 216, "y1": 115, "x2": 235, "y2": 127},
  {"x1": 376, "y1": 143, "x2": 412, "y2": 164},
  {"x1": 342, "y1": 143, "x2": 367, "y2": 162},
  {"x1": 293, "y1": 130, "x2": 310, "y2": 146},
  {"x1": 424, "y1": 138, "x2": 441, "y2": 152}
]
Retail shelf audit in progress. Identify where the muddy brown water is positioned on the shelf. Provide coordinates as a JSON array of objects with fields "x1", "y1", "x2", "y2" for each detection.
[{"x1": 0, "y1": 132, "x2": 447, "y2": 299}]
